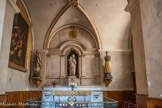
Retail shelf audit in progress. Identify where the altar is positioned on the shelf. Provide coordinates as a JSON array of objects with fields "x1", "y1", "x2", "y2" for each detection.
[{"x1": 42, "y1": 86, "x2": 103, "y2": 103}]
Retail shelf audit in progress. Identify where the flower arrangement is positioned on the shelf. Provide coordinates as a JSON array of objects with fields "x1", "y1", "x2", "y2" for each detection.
[
  {"x1": 52, "y1": 81, "x2": 56, "y2": 87},
  {"x1": 69, "y1": 82, "x2": 77, "y2": 91}
]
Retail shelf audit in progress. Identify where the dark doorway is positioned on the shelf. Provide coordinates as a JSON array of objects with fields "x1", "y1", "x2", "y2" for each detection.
[{"x1": 67, "y1": 50, "x2": 79, "y2": 78}]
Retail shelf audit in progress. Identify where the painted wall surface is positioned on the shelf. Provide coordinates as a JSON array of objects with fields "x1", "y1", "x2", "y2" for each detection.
[
  {"x1": 0, "y1": 1, "x2": 32, "y2": 94},
  {"x1": 0, "y1": 0, "x2": 6, "y2": 51},
  {"x1": 129, "y1": 1, "x2": 148, "y2": 95},
  {"x1": 79, "y1": 0, "x2": 131, "y2": 51},
  {"x1": 24, "y1": 0, "x2": 67, "y2": 50},
  {"x1": 23, "y1": 0, "x2": 133, "y2": 91},
  {"x1": 0, "y1": 0, "x2": 9, "y2": 94},
  {"x1": 100, "y1": 51, "x2": 133, "y2": 91},
  {"x1": 139, "y1": 0, "x2": 162, "y2": 98},
  {"x1": 47, "y1": 27, "x2": 133, "y2": 90},
  {"x1": 0, "y1": 0, "x2": 134, "y2": 93},
  {"x1": 24, "y1": 0, "x2": 131, "y2": 50}
]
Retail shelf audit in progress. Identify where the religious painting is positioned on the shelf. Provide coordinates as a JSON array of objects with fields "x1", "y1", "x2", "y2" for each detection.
[{"x1": 8, "y1": 13, "x2": 32, "y2": 72}]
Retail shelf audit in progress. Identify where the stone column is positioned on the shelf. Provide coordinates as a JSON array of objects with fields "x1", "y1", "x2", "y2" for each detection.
[
  {"x1": 0, "y1": 0, "x2": 7, "y2": 51},
  {"x1": 95, "y1": 54, "x2": 100, "y2": 78},
  {"x1": 81, "y1": 54, "x2": 85, "y2": 85},
  {"x1": 81, "y1": 54, "x2": 85, "y2": 78},
  {"x1": 78, "y1": 56, "x2": 82, "y2": 78},
  {"x1": 60, "y1": 55, "x2": 65, "y2": 78}
]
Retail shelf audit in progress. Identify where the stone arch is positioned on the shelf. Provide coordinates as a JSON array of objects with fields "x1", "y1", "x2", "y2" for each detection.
[
  {"x1": 60, "y1": 40, "x2": 86, "y2": 55},
  {"x1": 48, "y1": 24, "x2": 98, "y2": 49},
  {"x1": 43, "y1": 0, "x2": 101, "y2": 50}
]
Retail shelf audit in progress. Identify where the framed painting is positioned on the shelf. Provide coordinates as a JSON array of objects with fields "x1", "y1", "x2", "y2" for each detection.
[{"x1": 8, "y1": 12, "x2": 32, "y2": 72}]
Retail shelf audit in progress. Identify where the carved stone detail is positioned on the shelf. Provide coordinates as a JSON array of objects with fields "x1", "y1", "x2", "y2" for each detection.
[
  {"x1": 68, "y1": 0, "x2": 79, "y2": 7},
  {"x1": 104, "y1": 79, "x2": 112, "y2": 87}
]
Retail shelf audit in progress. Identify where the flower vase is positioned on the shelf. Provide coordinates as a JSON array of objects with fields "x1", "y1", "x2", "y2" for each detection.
[
  {"x1": 72, "y1": 86, "x2": 74, "y2": 91},
  {"x1": 53, "y1": 85, "x2": 56, "y2": 87}
]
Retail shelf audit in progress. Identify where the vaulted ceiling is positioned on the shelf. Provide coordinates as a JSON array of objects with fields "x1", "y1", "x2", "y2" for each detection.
[{"x1": 24, "y1": 0, "x2": 131, "y2": 50}]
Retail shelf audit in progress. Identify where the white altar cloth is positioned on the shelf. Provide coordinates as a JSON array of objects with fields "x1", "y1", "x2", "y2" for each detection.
[{"x1": 42, "y1": 86, "x2": 103, "y2": 103}]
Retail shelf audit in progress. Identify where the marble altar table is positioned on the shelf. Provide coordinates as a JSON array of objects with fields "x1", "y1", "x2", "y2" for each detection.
[
  {"x1": 42, "y1": 86, "x2": 103, "y2": 102},
  {"x1": 42, "y1": 86, "x2": 103, "y2": 107}
]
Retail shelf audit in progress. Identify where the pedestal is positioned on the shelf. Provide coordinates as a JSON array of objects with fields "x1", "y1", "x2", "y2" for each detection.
[
  {"x1": 104, "y1": 73, "x2": 113, "y2": 87},
  {"x1": 68, "y1": 76, "x2": 77, "y2": 87}
]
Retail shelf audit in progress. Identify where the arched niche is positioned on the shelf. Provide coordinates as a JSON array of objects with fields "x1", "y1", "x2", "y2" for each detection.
[
  {"x1": 66, "y1": 49, "x2": 79, "y2": 78},
  {"x1": 48, "y1": 25, "x2": 98, "y2": 50},
  {"x1": 46, "y1": 38, "x2": 100, "y2": 86},
  {"x1": 60, "y1": 41, "x2": 85, "y2": 79},
  {"x1": 60, "y1": 40, "x2": 85, "y2": 54}
]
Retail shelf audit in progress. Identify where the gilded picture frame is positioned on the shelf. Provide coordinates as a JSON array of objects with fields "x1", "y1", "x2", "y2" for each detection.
[{"x1": 8, "y1": 6, "x2": 32, "y2": 72}]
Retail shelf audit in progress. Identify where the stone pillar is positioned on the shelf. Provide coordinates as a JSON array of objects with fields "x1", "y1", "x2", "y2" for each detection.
[
  {"x1": 81, "y1": 54, "x2": 85, "y2": 85},
  {"x1": 81, "y1": 54, "x2": 85, "y2": 78},
  {"x1": 0, "y1": 0, "x2": 7, "y2": 51},
  {"x1": 95, "y1": 54, "x2": 100, "y2": 78},
  {"x1": 78, "y1": 56, "x2": 82, "y2": 78},
  {"x1": 60, "y1": 55, "x2": 65, "y2": 78}
]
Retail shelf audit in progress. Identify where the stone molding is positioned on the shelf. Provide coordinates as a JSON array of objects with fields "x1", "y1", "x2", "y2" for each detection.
[
  {"x1": 8, "y1": 0, "x2": 20, "y2": 13},
  {"x1": 47, "y1": 24, "x2": 98, "y2": 50},
  {"x1": 43, "y1": 1, "x2": 101, "y2": 49},
  {"x1": 125, "y1": 0, "x2": 138, "y2": 12}
]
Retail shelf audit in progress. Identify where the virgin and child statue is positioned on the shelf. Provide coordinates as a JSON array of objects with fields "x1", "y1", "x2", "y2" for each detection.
[{"x1": 68, "y1": 54, "x2": 76, "y2": 76}]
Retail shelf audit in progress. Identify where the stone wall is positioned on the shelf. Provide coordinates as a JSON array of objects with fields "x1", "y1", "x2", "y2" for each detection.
[
  {"x1": 0, "y1": 1, "x2": 33, "y2": 94},
  {"x1": 139, "y1": 0, "x2": 162, "y2": 99},
  {"x1": 125, "y1": 0, "x2": 148, "y2": 95},
  {"x1": 0, "y1": 0, "x2": 6, "y2": 51},
  {"x1": 0, "y1": 0, "x2": 134, "y2": 94},
  {"x1": 24, "y1": 0, "x2": 133, "y2": 91}
]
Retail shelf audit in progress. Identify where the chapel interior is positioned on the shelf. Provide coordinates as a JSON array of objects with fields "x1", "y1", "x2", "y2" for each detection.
[{"x1": 0, "y1": 0, "x2": 162, "y2": 108}]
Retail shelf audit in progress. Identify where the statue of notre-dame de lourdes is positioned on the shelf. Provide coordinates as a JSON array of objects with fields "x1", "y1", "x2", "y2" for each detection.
[{"x1": 68, "y1": 54, "x2": 76, "y2": 76}]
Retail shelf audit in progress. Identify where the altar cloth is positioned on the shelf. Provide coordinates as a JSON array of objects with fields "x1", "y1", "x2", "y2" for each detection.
[
  {"x1": 42, "y1": 86, "x2": 103, "y2": 103},
  {"x1": 43, "y1": 86, "x2": 103, "y2": 91}
]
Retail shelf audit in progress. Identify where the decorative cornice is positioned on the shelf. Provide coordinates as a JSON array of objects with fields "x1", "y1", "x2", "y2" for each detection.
[
  {"x1": 8, "y1": 0, "x2": 20, "y2": 13},
  {"x1": 125, "y1": 0, "x2": 138, "y2": 12}
]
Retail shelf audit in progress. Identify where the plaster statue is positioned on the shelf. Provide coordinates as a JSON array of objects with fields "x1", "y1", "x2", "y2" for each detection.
[
  {"x1": 33, "y1": 50, "x2": 42, "y2": 77},
  {"x1": 69, "y1": 54, "x2": 76, "y2": 76},
  {"x1": 104, "y1": 51, "x2": 111, "y2": 73}
]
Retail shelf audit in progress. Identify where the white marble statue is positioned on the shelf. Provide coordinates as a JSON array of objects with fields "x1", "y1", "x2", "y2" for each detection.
[{"x1": 69, "y1": 54, "x2": 76, "y2": 76}]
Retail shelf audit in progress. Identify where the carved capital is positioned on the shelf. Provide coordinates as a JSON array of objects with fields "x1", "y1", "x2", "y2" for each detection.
[{"x1": 68, "y1": 0, "x2": 79, "y2": 7}]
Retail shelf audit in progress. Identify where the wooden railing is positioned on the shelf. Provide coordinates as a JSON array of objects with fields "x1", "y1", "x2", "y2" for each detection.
[
  {"x1": 119, "y1": 100, "x2": 136, "y2": 108},
  {"x1": 119, "y1": 100, "x2": 137, "y2": 108}
]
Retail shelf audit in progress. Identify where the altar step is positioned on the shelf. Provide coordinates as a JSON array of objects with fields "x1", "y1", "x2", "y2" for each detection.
[{"x1": 25, "y1": 97, "x2": 118, "y2": 108}]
